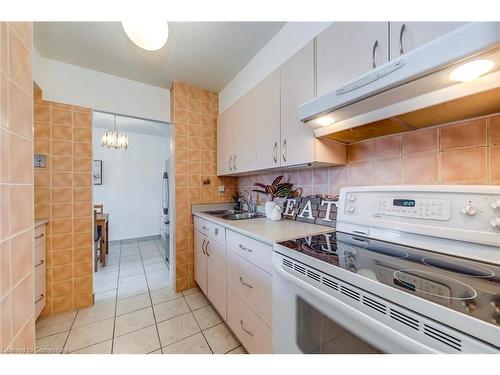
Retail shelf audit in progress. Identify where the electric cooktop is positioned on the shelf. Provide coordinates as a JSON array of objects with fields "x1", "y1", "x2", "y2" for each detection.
[{"x1": 277, "y1": 231, "x2": 500, "y2": 327}]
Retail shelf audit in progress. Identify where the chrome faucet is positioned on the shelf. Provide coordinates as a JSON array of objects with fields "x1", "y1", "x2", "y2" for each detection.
[{"x1": 240, "y1": 190, "x2": 256, "y2": 213}]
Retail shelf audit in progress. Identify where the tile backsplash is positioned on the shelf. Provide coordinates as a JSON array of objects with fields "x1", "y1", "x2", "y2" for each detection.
[
  {"x1": 239, "y1": 114, "x2": 500, "y2": 203},
  {"x1": 33, "y1": 86, "x2": 94, "y2": 316}
]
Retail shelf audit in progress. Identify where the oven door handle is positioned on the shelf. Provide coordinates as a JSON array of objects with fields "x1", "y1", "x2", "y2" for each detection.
[{"x1": 272, "y1": 260, "x2": 439, "y2": 354}]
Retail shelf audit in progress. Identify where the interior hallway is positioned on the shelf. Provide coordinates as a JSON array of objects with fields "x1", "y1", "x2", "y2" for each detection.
[{"x1": 35, "y1": 238, "x2": 245, "y2": 354}]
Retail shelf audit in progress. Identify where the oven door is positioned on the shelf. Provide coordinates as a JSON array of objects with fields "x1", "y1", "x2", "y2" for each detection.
[{"x1": 272, "y1": 255, "x2": 435, "y2": 354}]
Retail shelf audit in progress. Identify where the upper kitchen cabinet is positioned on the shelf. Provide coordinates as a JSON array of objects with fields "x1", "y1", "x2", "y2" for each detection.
[
  {"x1": 281, "y1": 41, "x2": 346, "y2": 167},
  {"x1": 217, "y1": 104, "x2": 235, "y2": 175},
  {"x1": 255, "y1": 69, "x2": 281, "y2": 170},
  {"x1": 233, "y1": 88, "x2": 258, "y2": 173},
  {"x1": 389, "y1": 22, "x2": 467, "y2": 59},
  {"x1": 316, "y1": 22, "x2": 389, "y2": 96}
]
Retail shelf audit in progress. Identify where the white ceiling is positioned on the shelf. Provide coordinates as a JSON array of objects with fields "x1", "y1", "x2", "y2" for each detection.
[
  {"x1": 34, "y1": 22, "x2": 285, "y2": 92},
  {"x1": 93, "y1": 111, "x2": 170, "y2": 138}
]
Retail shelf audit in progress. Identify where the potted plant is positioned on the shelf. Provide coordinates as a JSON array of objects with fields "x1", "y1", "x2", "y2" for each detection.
[{"x1": 252, "y1": 176, "x2": 293, "y2": 219}]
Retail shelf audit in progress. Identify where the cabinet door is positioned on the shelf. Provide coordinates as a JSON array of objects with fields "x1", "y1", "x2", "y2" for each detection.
[
  {"x1": 390, "y1": 22, "x2": 467, "y2": 59},
  {"x1": 280, "y1": 41, "x2": 316, "y2": 167},
  {"x1": 194, "y1": 230, "x2": 207, "y2": 295},
  {"x1": 216, "y1": 107, "x2": 234, "y2": 176},
  {"x1": 256, "y1": 69, "x2": 281, "y2": 169},
  {"x1": 233, "y1": 88, "x2": 257, "y2": 173},
  {"x1": 317, "y1": 22, "x2": 389, "y2": 96},
  {"x1": 206, "y1": 238, "x2": 227, "y2": 320}
]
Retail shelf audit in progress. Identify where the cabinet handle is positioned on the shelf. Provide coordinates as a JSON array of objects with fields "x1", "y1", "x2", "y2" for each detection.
[
  {"x1": 240, "y1": 320, "x2": 254, "y2": 336},
  {"x1": 229, "y1": 156, "x2": 233, "y2": 171},
  {"x1": 399, "y1": 24, "x2": 406, "y2": 56},
  {"x1": 238, "y1": 244, "x2": 253, "y2": 253},
  {"x1": 35, "y1": 259, "x2": 44, "y2": 268},
  {"x1": 206, "y1": 241, "x2": 210, "y2": 257},
  {"x1": 233, "y1": 155, "x2": 237, "y2": 171},
  {"x1": 272, "y1": 142, "x2": 277, "y2": 163},
  {"x1": 372, "y1": 40, "x2": 379, "y2": 69},
  {"x1": 35, "y1": 233, "x2": 44, "y2": 239},
  {"x1": 35, "y1": 294, "x2": 44, "y2": 303},
  {"x1": 281, "y1": 139, "x2": 287, "y2": 163},
  {"x1": 201, "y1": 239, "x2": 206, "y2": 255},
  {"x1": 239, "y1": 276, "x2": 254, "y2": 289}
]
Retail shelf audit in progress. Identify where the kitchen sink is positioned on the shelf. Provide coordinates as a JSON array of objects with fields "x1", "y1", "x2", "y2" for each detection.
[{"x1": 203, "y1": 209, "x2": 264, "y2": 220}]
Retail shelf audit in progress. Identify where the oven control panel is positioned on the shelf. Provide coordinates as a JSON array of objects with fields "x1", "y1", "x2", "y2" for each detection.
[{"x1": 375, "y1": 198, "x2": 451, "y2": 220}]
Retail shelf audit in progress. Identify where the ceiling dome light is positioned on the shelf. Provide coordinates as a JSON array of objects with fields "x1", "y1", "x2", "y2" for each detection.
[
  {"x1": 449, "y1": 59, "x2": 494, "y2": 82},
  {"x1": 122, "y1": 21, "x2": 169, "y2": 51}
]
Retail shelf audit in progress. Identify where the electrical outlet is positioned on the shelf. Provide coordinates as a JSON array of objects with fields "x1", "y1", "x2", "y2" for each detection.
[{"x1": 218, "y1": 185, "x2": 225, "y2": 196}]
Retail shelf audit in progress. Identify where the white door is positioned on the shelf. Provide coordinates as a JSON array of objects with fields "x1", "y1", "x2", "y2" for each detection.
[
  {"x1": 206, "y1": 238, "x2": 227, "y2": 320},
  {"x1": 390, "y1": 22, "x2": 467, "y2": 59},
  {"x1": 216, "y1": 106, "x2": 234, "y2": 176},
  {"x1": 256, "y1": 69, "x2": 281, "y2": 170},
  {"x1": 316, "y1": 22, "x2": 389, "y2": 96},
  {"x1": 194, "y1": 230, "x2": 207, "y2": 295},
  {"x1": 280, "y1": 41, "x2": 316, "y2": 167},
  {"x1": 233, "y1": 88, "x2": 257, "y2": 173}
]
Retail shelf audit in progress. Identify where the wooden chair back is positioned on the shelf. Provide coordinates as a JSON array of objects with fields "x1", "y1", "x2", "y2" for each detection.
[{"x1": 94, "y1": 204, "x2": 104, "y2": 214}]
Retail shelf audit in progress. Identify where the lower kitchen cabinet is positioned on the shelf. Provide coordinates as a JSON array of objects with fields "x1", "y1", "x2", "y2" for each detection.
[
  {"x1": 194, "y1": 227, "x2": 227, "y2": 320},
  {"x1": 34, "y1": 224, "x2": 47, "y2": 318}
]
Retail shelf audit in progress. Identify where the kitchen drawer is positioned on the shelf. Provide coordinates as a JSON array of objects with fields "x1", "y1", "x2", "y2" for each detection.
[
  {"x1": 34, "y1": 225, "x2": 46, "y2": 247},
  {"x1": 227, "y1": 250, "x2": 272, "y2": 327},
  {"x1": 227, "y1": 288, "x2": 272, "y2": 354},
  {"x1": 194, "y1": 216, "x2": 225, "y2": 243},
  {"x1": 34, "y1": 242, "x2": 46, "y2": 268},
  {"x1": 226, "y1": 230, "x2": 273, "y2": 274},
  {"x1": 34, "y1": 262, "x2": 46, "y2": 318}
]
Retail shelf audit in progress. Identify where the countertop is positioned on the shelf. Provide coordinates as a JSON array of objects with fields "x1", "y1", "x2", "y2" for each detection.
[
  {"x1": 192, "y1": 211, "x2": 333, "y2": 245},
  {"x1": 35, "y1": 218, "x2": 49, "y2": 228}
]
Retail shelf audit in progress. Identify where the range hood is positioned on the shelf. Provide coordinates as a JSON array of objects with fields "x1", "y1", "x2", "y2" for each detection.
[{"x1": 299, "y1": 22, "x2": 500, "y2": 143}]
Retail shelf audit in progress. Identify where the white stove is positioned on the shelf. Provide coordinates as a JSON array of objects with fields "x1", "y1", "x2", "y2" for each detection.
[{"x1": 272, "y1": 185, "x2": 500, "y2": 353}]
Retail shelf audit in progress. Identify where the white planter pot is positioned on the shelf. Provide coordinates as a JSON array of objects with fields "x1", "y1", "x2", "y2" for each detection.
[{"x1": 265, "y1": 201, "x2": 278, "y2": 219}]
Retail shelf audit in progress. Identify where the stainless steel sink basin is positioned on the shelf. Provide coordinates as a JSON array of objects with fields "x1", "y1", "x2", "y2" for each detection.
[
  {"x1": 220, "y1": 212, "x2": 264, "y2": 220},
  {"x1": 203, "y1": 209, "x2": 264, "y2": 220}
]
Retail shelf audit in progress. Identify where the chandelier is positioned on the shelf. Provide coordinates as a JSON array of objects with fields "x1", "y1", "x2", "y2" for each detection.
[{"x1": 101, "y1": 115, "x2": 128, "y2": 150}]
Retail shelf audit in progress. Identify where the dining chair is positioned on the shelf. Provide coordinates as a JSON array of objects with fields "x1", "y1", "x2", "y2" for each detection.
[
  {"x1": 94, "y1": 204, "x2": 104, "y2": 214},
  {"x1": 94, "y1": 209, "x2": 103, "y2": 272}
]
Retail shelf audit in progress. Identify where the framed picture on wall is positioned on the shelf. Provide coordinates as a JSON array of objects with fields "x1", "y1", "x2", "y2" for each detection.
[{"x1": 93, "y1": 160, "x2": 102, "y2": 185}]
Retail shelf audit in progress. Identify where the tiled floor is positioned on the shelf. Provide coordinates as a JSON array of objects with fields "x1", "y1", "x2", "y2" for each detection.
[{"x1": 35, "y1": 238, "x2": 246, "y2": 354}]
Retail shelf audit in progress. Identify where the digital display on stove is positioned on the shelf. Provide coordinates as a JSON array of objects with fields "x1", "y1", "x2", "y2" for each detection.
[{"x1": 393, "y1": 199, "x2": 415, "y2": 207}]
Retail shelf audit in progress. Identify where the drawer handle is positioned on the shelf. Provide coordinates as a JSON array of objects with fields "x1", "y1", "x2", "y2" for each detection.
[
  {"x1": 202, "y1": 226, "x2": 208, "y2": 231},
  {"x1": 35, "y1": 233, "x2": 44, "y2": 239},
  {"x1": 201, "y1": 239, "x2": 206, "y2": 255},
  {"x1": 239, "y1": 276, "x2": 253, "y2": 289},
  {"x1": 240, "y1": 320, "x2": 254, "y2": 336},
  {"x1": 206, "y1": 241, "x2": 210, "y2": 257},
  {"x1": 35, "y1": 294, "x2": 44, "y2": 303},
  {"x1": 35, "y1": 259, "x2": 45, "y2": 267},
  {"x1": 238, "y1": 244, "x2": 253, "y2": 253}
]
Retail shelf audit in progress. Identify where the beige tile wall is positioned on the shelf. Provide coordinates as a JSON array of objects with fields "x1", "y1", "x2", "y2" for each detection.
[
  {"x1": 171, "y1": 81, "x2": 237, "y2": 292},
  {"x1": 239, "y1": 114, "x2": 500, "y2": 198},
  {"x1": 0, "y1": 22, "x2": 36, "y2": 352},
  {"x1": 33, "y1": 86, "x2": 93, "y2": 316}
]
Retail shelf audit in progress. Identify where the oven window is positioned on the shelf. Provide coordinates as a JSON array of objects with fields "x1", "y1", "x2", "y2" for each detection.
[{"x1": 296, "y1": 296, "x2": 381, "y2": 354}]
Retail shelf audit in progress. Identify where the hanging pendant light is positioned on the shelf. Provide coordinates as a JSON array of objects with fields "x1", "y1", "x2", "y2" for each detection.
[{"x1": 101, "y1": 115, "x2": 129, "y2": 150}]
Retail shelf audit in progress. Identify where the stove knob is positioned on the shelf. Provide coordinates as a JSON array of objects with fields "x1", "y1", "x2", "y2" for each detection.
[
  {"x1": 461, "y1": 300, "x2": 477, "y2": 313},
  {"x1": 462, "y1": 202, "x2": 477, "y2": 216},
  {"x1": 347, "y1": 194, "x2": 356, "y2": 202},
  {"x1": 490, "y1": 217, "x2": 500, "y2": 229},
  {"x1": 491, "y1": 200, "x2": 500, "y2": 210},
  {"x1": 347, "y1": 206, "x2": 355, "y2": 213},
  {"x1": 490, "y1": 300, "x2": 500, "y2": 313}
]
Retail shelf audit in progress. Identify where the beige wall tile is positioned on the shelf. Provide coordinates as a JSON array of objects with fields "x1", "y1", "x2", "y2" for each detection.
[
  {"x1": 440, "y1": 118, "x2": 486, "y2": 150},
  {"x1": 8, "y1": 80, "x2": 32, "y2": 138},
  {"x1": 10, "y1": 230, "x2": 33, "y2": 285},
  {"x1": 441, "y1": 147, "x2": 487, "y2": 183},
  {"x1": 8, "y1": 29, "x2": 31, "y2": 94}
]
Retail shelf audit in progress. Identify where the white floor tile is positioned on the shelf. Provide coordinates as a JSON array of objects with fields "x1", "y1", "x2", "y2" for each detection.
[
  {"x1": 156, "y1": 312, "x2": 200, "y2": 347},
  {"x1": 185, "y1": 292, "x2": 210, "y2": 311},
  {"x1": 114, "y1": 307, "x2": 155, "y2": 337},
  {"x1": 162, "y1": 333, "x2": 212, "y2": 354},
  {"x1": 93, "y1": 289, "x2": 117, "y2": 304},
  {"x1": 113, "y1": 325, "x2": 160, "y2": 354},
  {"x1": 72, "y1": 339, "x2": 112, "y2": 354},
  {"x1": 36, "y1": 331, "x2": 69, "y2": 354},
  {"x1": 182, "y1": 287, "x2": 201, "y2": 296},
  {"x1": 73, "y1": 300, "x2": 116, "y2": 328},
  {"x1": 116, "y1": 292, "x2": 151, "y2": 316},
  {"x1": 153, "y1": 297, "x2": 190, "y2": 323},
  {"x1": 94, "y1": 279, "x2": 118, "y2": 293},
  {"x1": 203, "y1": 323, "x2": 239, "y2": 354},
  {"x1": 35, "y1": 311, "x2": 77, "y2": 339},
  {"x1": 65, "y1": 318, "x2": 114, "y2": 353},
  {"x1": 226, "y1": 346, "x2": 247, "y2": 354},
  {"x1": 193, "y1": 305, "x2": 223, "y2": 330},
  {"x1": 150, "y1": 286, "x2": 181, "y2": 305}
]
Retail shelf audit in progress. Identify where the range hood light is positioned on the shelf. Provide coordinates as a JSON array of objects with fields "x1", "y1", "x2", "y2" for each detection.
[
  {"x1": 449, "y1": 59, "x2": 494, "y2": 82},
  {"x1": 315, "y1": 115, "x2": 336, "y2": 127}
]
